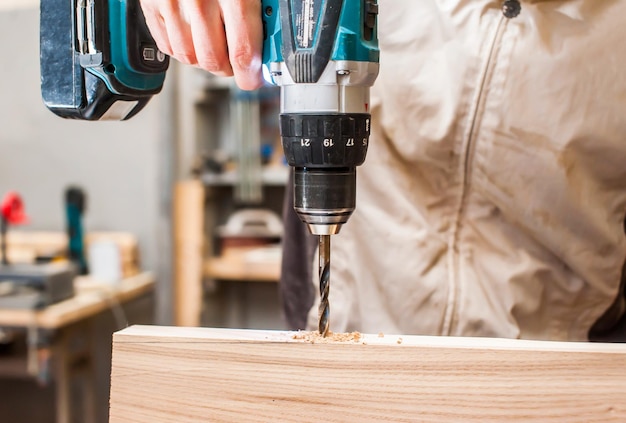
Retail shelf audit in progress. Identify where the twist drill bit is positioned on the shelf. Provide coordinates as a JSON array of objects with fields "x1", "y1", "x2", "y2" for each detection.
[{"x1": 318, "y1": 235, "x2": 331, "y2": 337}]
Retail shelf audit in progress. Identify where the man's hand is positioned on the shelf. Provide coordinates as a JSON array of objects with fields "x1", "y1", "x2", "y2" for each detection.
[{"x1": 140, "y1": 0, "x2": 263, "y2": 90}]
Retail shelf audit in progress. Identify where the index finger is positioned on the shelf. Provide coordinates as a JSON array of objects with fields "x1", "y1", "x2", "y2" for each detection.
[{"x1": 221, "y1": 0, "x2": 264, "y2": 90}]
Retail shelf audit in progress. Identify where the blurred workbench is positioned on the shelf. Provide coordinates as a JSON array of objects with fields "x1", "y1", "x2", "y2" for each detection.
[
  {"x1": 0, "y1": 272, "x2": 154, "y2": 329},
  {"x1": 0, "y1": 231, "x2": 154, "y2": 423},
  {"x1": 0, "y1": 272, "x2": 155, "y2": 423}
]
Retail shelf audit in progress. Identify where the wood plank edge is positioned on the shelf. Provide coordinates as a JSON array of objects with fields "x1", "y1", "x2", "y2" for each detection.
[{"x1": 113, "y1": 325, "x2": 626, "y2": 353}]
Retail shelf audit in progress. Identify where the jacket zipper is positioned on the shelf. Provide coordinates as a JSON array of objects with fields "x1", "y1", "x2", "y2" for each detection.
[{"x1": 442, "y1": 14, "x2": 508, "y2": 336}]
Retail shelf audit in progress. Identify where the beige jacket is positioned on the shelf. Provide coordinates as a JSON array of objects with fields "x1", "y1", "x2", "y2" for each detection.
[{"x1": 307, "y1": 0, "x2": 626, "y2": 341}]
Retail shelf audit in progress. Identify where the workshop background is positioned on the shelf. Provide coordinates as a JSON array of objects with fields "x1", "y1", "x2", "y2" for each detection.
[{"x1": 0, "y1": 0, "x2": 287, "y2": 421}]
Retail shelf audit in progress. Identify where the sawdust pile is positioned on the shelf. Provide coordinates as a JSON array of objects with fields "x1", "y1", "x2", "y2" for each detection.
[{"x1": 292, "y1": 331, "x2": 362, "y2": 344}]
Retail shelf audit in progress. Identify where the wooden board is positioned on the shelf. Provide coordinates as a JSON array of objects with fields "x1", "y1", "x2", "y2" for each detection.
[{"x1": 110, "y1": 326, "x2": 626, "y2": 422}]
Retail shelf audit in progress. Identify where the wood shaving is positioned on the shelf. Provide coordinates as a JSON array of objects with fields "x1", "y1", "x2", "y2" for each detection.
[
  {"x1": 378, "y1": 332, "x2": 385, "y2": 338},
  {"x1": 397, "y1": 337, "x2": 403, "y2": 344},
  {"x1": 291, "y1": 331, "x2": 362, "y2": 344}
]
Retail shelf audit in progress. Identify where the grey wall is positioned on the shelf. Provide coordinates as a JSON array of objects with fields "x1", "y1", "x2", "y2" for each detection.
[{"x1": 0, "y1": 6, "x2": 173, "y2": 321}]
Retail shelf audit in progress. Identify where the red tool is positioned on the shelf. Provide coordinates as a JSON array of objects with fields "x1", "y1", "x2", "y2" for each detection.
[{"x1": 1, "y1": 192, "x2": 29, "y2": 265}]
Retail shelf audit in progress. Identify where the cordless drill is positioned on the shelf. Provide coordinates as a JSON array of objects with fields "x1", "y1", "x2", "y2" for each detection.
[
  {"x1": 262, "y1": 0, "x2": 380, "y2": 335},
  {"x1": 40, "y1": 0, "x2": 379, "y2": 335}
]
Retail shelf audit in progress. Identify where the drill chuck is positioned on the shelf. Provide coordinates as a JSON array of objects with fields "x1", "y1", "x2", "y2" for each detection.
[
  {"x1": 294, "y1": 167, "x2": 356, "y2": 235},
  {"x1": 281, "y1": 112, "x2": 369, "y2": 235}
]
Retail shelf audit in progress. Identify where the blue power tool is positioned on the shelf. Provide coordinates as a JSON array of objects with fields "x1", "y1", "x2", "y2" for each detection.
[
  {"x1": 41, "y1": 0, "x2": 169, "y2": 120},
  {"x1": 262, "y1": 0, "x2": 379, "y2": 335},
  {"x1": 65, "y1": 187, "x2": 89, "y2": 275}
]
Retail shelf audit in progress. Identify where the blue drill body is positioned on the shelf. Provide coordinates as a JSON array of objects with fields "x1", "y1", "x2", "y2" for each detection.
[{"x1": 262, "y1": 0, "x2": 379, "y2": 72}]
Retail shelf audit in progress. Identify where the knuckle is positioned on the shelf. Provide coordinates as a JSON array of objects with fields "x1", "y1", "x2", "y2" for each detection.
[
  {"x1": 198, "y1": 57, "x2": 231, "y2": 75},
  {"x1": 198, "y1": 59, "x2": 220, "y2": 73},
  {"x1": 230, "y1": 45, "x2": 255, "y2": 71},
  {"x1": 173, "y1": 51, "x2": 196, "y2": 65}
]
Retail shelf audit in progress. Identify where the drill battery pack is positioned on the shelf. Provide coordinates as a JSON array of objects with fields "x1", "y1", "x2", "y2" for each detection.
[{"x1": 40, "y1": 0, "x2": 169, "y2": 121}]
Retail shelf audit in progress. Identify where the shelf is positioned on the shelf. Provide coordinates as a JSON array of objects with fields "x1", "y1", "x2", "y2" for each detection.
[
  {"x1": 202, "y1": 166, "x2": 289, "y2": 187},
  {"x1": 204, "y1": 246, "x2": 281, "y2": 283}
]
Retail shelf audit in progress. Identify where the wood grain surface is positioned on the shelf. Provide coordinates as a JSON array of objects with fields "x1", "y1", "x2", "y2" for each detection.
[{"x1": 109, "y1": 325, "x2": 626, "y2": 422}]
